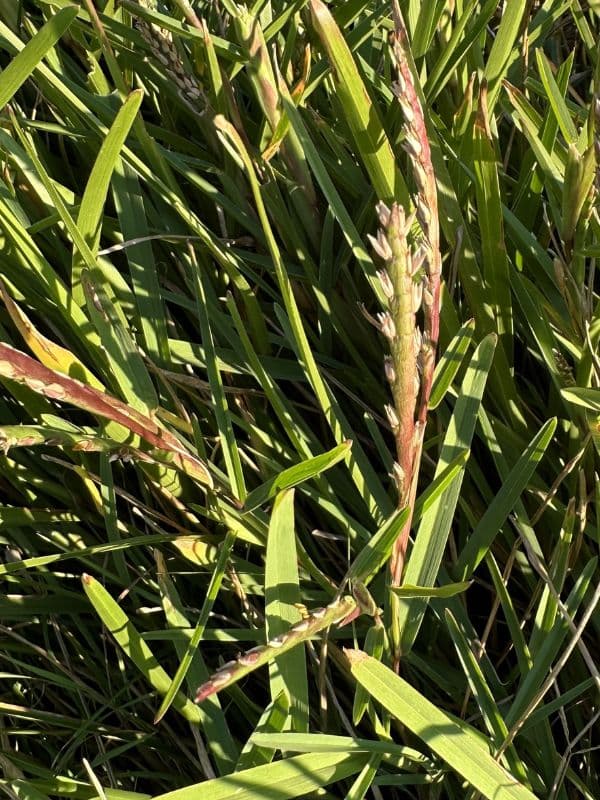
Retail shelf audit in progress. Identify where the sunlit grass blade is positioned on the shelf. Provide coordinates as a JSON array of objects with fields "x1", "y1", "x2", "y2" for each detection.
[
  {"x1": 81, "y1": 573, "x2": 201, "y2": 723},
  {"x1": 308, "y1": 0, "x2": 407, "y2": 206},
  {"x1": 346, "y1": 651, "x2": 538, "y2": 800},
  {"x1": 0, "y1": 280, "x2": 103, "y2": 388},
  {"x1": 82, "y1": 271, "x2": 158, "y2": 414},
  {"x1": 71, "y1": 90, "x2": 143, "y2": 304},
  {"x1": 482, "y1": 0, "x2": 527, "y2": 111},
  {"x1": 264, "y1": 489, "x2": 308, "y2": 731},
  {"x1": 151, "y1": 752, "x2": 369, "y2": 800},
  {"x1": 0, "y1": 6, "x2": 78, "y2": 108},
  {"x1": 391, "y1": 582, "x2": 470, "y2": 599},
  {"x1": 243, "y1": 441, "x2": 351, "y2": 512},
  {"x1": 429, "y1": 319, "x2": 475, "y2": 409}
]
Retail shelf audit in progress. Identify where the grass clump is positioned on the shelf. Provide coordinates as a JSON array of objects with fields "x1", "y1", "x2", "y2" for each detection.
[{"x1": 0, "y1": 1, "x2": 599, "y2": 798}]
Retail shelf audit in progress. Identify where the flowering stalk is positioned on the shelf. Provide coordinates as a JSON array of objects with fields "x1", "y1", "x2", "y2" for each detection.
[
  {"x1": 369, "y1": 5, "x2": 441, "y2": 598},
  {"x1": 130, "y1": 0, "x2": 206, "y2": 110},
  {"x1": 195, "y1": 595, "x2": 358, "y2": 703}
]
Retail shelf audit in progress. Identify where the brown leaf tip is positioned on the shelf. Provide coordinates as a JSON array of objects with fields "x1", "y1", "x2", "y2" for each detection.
[{"x1": 343, "y1": 648, "x2": 369, "y2": 667}]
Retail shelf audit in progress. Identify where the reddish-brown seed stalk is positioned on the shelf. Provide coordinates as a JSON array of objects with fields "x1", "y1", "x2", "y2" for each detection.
[{"x1": 368, "y1": 5, "x2": 441, "y2": 595}]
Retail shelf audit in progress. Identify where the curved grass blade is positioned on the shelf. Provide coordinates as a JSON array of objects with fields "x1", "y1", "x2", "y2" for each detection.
[
  {"x1": 0, "y1": 5, "x2": 78, "y2": 108},
  {"x1": 72, "y1": 89, "x2": 144, "y2": 304},
  {"x1": 0, "y1": 343, "x2": 213, "y2": 487},
  {"x1": 391, "y1": 582, "x2": 470, "y2": 599},
  {"x1": 346, "y1": 651, "x2": 538, "y2": 800},
  {"x1": 243, "y1": 441, "x2": 351, "y2": 512},
  {"x1": 81, "y1": 574, "x2": 202, "y2": 724},
  {"x1": 0, "y1": 280, "x2": 103, "y2": 388}
]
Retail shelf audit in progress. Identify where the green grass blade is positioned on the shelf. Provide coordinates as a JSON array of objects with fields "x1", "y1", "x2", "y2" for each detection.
[
  {"x1": 153, "y1": 529, "x2": 237, "y2": 724},
  {"x1": 111, "y1": 161, "x2": 171, "y2": 364},
  {"x1": 429, "y1": 319, "x2": 476, "y2": 409},
  {"x1": 279, "y1": 90, "x2": 384, "y2": 305},
  {"x1": 347, "y1": 652, "x2": 538, "y2": 800},
  {"x1": 236, "y1": 692, "x2": 290, "y2": 771},
  {"x1": 308, "y1": 0, "x2": 407, "y2": 206},
  {"x1": 265, "y1": 489, "x2": 308, "y2": 731},
  {"x1": 397, "y1": 334, "x2": 497, "y2": 654},
  {"x1": 445, "y1": 610, "x2": 529, "y2": 784},
  {"x1": 81, "y1": 574, "x2": 201, "y2": 724},
  {"x1": 192, "y1": 263, "x2": 246, "y2": 502},
  {"x1": 454, "y1": 417, "x2": 557, "y2": 580},
  {"x1": 215, "y1": 115, "x2": 391, "y2": 521},
  {"x1": 505, "y1": 557, "x2": 597, "y2": 729},
  {"x1": 483, "y1": 0, "x2": 528, "y2": 111},
  {"x1": 391, "y1": 582, "x2": 470, "y2": 599},
  {"x1": 243, "y1": 441, "x2": 351, "y2": 512},
  {"x1": 473, "y1": 89, "x2": 513, "y2": 356},
  {"x1": 72, "y1": 90, "x2": 144, "y2": 304},
  {"x1": 82, "y1": 271, "x2": 158, "y2": 414},
  {"x1": 151, "y1": 752, "x2": 368, "y2": 800},
  {"x1": 535, "y1": 50, "x2": 578, "y2": 145},
  {"x1": 0, "y1": 6, "x2": 78, "y2": 108},
  {"x1": 155, "y1": 552, "x2": 238, "y2": 772}
]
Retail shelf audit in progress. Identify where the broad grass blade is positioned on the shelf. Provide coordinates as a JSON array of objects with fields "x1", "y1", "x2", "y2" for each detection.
[
  {"x1": 81, "y1": 574, "x2": 201, "y2": 724},
  {"x1": 72, "y1": 90, "x2": 144, "y2": 304},
  {"x1": 150, "y1": 752, "x2": 369, "y2": 800},
  {"x1": 0, "y1": 6, "x2": 78, "y2": 108},
  {"x1": 265, "y1": 490, "x2": 308, "y2": 731},
  {"x1": 347, "y1": 652, "x2": 538, "y2": 800}
]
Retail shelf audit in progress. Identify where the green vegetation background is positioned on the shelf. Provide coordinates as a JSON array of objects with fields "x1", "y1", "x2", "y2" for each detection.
[{"x1": 0, "y1": 1, "x2": 598, "y2": 799}]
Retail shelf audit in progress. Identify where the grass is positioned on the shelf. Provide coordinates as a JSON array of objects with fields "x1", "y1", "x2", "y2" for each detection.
[{"x1": 0, "y1": 0, "x2": 599, "y2": 798}]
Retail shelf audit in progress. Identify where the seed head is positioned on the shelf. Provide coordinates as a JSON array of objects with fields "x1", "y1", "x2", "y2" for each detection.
[{"x1": 377, "y1": 269, "x2": 395, "y2": 300}]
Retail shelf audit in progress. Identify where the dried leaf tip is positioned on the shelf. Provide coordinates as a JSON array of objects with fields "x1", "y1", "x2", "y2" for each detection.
[{"x1": 343, "y1": 648, "x2": 369, "y2": 666}]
